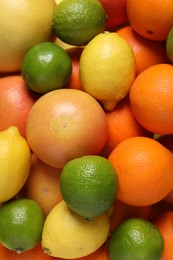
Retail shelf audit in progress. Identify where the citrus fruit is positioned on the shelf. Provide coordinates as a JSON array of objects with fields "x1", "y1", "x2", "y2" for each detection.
[
  {"x1": 0, "y1": 75, "x2": 38, "y2": 137},
  {"x1": 65, "y1": 47, "x2": 84, "y2": 90},
  {"x1": 41, "y1": 200, "x2": 110, "y2": 258},
  {"x1": 21, "y1": 42, "x2": 72, "y2": 94},
  {"x1": 129, "y1": 63, "x2": 173, "y2": 135},
  {"x1": 0, "y1": 198, "x2": 44, "y2": 253},
  {"x1": 60, "y1": 155, "x2": 118, "y2": 219},
  {"x1": 99, "y1": 0, "x2": 128, "y2": 30},
  {"x1": 20, "y1": 153, "x2": 63, "y2": 216},
  {"x1": 26, "y1": 88, "x2": 108, "y2": 168},
  {"x1": 110, "y1": 199, "x2": 152, "y2": 232},
  {"x1": 52, "y1": 0, "x2": 107, "y2": 46},
  {"x1": 100, "y1": 97, "x2": 152, "y2": 158},
  {"x1": 116, "y1": 25, "x2": 168, "y2": 75},
  {"x1": 0, "y1": 0, "x2": 55, "y2": 72},
  {"x1": 108, "y1": 136, "x2": 173, "y2": 206},
  {"x1": 79, "y1": 32, "x2": 136, "y2": 111},
  {"x1": 0, "y1": 126, "x2": 31, "y2": 203},
  {"x1": 0, "y1": 242, "x2": 53, "y2": 260},
  {"x1": 108, "y1": 218, "x2": 164, "y2": 260},
  {"x1": 152, "y1": 211, "x2": 173, "y2": 260},
  {"x1": 166, "y1": 27, "x2": 173, "y2": 63},
  {"x1": 126, "y1": 0, "x2": 173, "y2": 41}
]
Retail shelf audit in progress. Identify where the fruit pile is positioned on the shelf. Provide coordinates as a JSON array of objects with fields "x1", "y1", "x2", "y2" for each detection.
[{"x1": 0, "y1": 0, "x2": 173, "y2": 259}]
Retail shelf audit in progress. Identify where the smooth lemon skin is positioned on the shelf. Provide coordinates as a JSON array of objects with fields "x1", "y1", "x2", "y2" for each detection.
[
  {"x1": 42, "y1": 200, "x2": 110, "y2": 259},
  {"x1": 0, "y1": 126, "x2": 31, "y2": 203},
  {"x1": 0, "y1": 0, "x2": 55, "y2": 72},
  {"x1": 79, "y1": 32, "x2": 136, "y2": 111}
]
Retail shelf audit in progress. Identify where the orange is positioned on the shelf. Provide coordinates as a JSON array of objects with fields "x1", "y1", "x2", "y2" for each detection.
[
  {"x1": 65, "y1": 47, "x2": 83, "y2": 90},
  {"x1": 126, "y1": 0, "x2": 173, "y2": 41},
  {"x1": 108, "y1": 136, "x2": 173, "y2": 206},
  {"x1": 0, "y1": 75, "x2": 38, "y2": 137},
  {"x1": 110, "y1": 199, "x2": 152, "y2": 232},
  {"x1": 100, "y1": 97, "x2": 153, "y2": 158},
  {"x1": 20, "y1": 153, "x2": 63, "y2": 216},
  {"x1": 0, "y1": 242, "x2": 54, "y2": 260},
  {"x1": 129, "y1": 64, "x2": 173, "y2": 135},
  {"x1": 152, "y1": 211, "x2": 173, "y2": 260},
  {"x1": 98, "y1": 0, "x2": 128, "y2": 30},
  {"x1": 116, "y1": 25, "x2": 168, "y2": 75},
  {"x1": 26, "y1": 89, "x2": 108, "y2": 168}
]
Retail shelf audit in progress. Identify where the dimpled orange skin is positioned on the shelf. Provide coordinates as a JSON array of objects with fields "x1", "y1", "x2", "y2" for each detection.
[
  {"x1": 108, "y1": 136, "x2": 173, "y2": 206},
  {"x1": 26, "y1": 89, "x2": 108, "y2": 168},
  {"x1": 126, "y1": 0, "x2": 173, "y2": 41},
  {"x1": 129, "y1": 64, "x2": 173, "y2": 135}
]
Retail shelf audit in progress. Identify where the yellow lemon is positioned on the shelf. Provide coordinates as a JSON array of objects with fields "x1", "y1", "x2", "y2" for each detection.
[
  {"x1": 41, "y1": 200, "x2": 110, "y2": 258},
  {"x1": 0, "y1": 0, "x2": 55, "y2": 72},
  {"x1": 55, "y1": 0, "x2": 63, "y2": 4},
  {"x1": 79, "y1": 31, "x2": 136, "y2": 111},
  {"x1": 0, "y1": 126, "x2": 31, "y2": 202}
]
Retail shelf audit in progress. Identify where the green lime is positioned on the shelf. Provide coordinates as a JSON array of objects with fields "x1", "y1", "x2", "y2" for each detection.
[
  {"x1": 108, "y1": 218, "x2": 164, "y2": 260},
  {"x1": 0, "y1": 198, "x2": 45, "y2": 253},
  {"x1": 21, "y1": 42, "x2": 72, "y2": 93},
  {"x1": 166, "y1": 27, "x2": 173, "y2": 63},
  {"x1": 52, "y1": 0, "x2": 107, "y2": 46},
  {"x1": 60, "y1": 155, "x2": 118, "y2": 219}
]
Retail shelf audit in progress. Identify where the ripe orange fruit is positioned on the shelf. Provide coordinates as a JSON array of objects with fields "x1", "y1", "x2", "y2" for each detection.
[
  {"x1": 108, "y1": 136, "x2": 173, "y2": 206},
  {"x1": 0, "y1": 242, "x2": 53, "y2": 260},
  {"x1": 26, "y1": 89, "x2": 108, "y2": 168},
  {"x1": 129, "y1": 64, "x2": 173, "y2": 135},
  {"x1": 65, "y1": 47, "x2": 83, "y2": 90},
  {"x1": 20, "y1": 153, "x2": 63, "y2": 216},
  {"x1": 116, "y1": 25, "x2": 168, "y2": 75},
  {"x1": 126, "y1": 0, "x2": 173, "y2": 41},
  {"x1": 98, "y1": 0, "x2": 128, "y2": 30},
  {"x1": 100, "y1": 97, "x2": 152, "y2": 158},
  {"x1": 152, "y1": 211, "x2": 173, "y2": 260},
  {"x1": 0, "y1": 75, "x2": 38, "y2": 137},
  {"x1": 110, "y1": 199, "x2": 152, "y2": 232}
]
